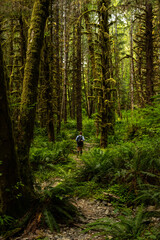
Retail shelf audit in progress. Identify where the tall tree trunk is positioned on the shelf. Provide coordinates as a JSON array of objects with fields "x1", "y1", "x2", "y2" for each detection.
[
  {"x1": 71, "y1": 24, "x2": 76, "y2": 119},
  {"x1": 130, "y1": 14, "x2": 134, "y2": 111},
  {"x1": 158, "y1": 0, "x2": 160, "y2": 75},
  {"x1": 61, "y1": 0, "x2": 68, "y2": 123},
  {"x1": 0, "y1": 41, "x2": 21, "y2": 216},
  {"x1": 76, "y1": 4, "x2": 82, "y2": 131},
  {"x1": 43, "y1": 38, "x2": 55, "y2": 142},
  {"x1": 145, "y1": 1, "x2": 154, "y2": 103},
  {"x1": 18, "y1": 0, "x2": 49, "y2": 192},
  {"x1": 19, "y1": 15, "x2": 26, "y2": 73},
  {"x1": 84, "y1": 4, "x2": 95, "y2": 117},
  {"x1": 99, "y1": 0, "x2": 115, "y2": 148},
  {"x1": 135, "y1": 21, "x2": 145, "y2": 108},
  {"x1": 54, "y1": 0, "x2": 61, "y2": 134},
  {"x1": 82, "y1": 65, "x2": 89, "y2": 115},
  {"x1": 9, "y1": 18, "x2": 14, "y2": 91},
  {"x1": 114, "y1": 10, "x2": 121, "y2": 118}
]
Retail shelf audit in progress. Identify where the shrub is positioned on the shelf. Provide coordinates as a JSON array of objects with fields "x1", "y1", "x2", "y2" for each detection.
[
  {"x1": 0, "y1": 215, "x2": 15, "y2": 234},
  {"x1": 30, "y1": 139, "x2": 74, "y2": 170},
  {"x1": 136, "y1": 183, "x2": 160, "y2": 206},
  {"x1": 82, "y1": 117, "x2": 97, "y2": 141},
  {"x1": 83, "y1": 205, "x2": 160, "y2": 239},
  {"x1": 59, "y1": 119, "x2": 77, "y2": 140},
  {"x1": 79, "y1": 143, "x2": 135, "y2": 184}
]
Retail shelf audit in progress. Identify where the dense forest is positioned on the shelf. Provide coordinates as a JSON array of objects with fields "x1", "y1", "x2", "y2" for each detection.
[{"x1": 0, "y1": 0, "x2": 160, "y2": 239}]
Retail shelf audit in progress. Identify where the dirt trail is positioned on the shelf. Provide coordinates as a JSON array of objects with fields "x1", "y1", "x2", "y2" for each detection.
[{"x1": 15, "y1": 198, "x2": 113, "y2": 240}]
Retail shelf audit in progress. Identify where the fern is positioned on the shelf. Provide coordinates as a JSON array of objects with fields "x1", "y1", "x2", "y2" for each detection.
[
  {"x1": 83, "y1": 206, "x2": 159, "y2": 239},
  {"x1": 136, "y1": 184, "x2": 160, "y2": 205},
  {"x1": 54, "y1": 205, "x2": 73, "y2": 220},
  {"x1": 40, "y1": 184, "x2": 78, "y2": 232},
  {"x1": 0, "y1": 215, "x2": 15, "y2": 235},
  {"x1": 43, "y1": 208, "x2": 59, "y2": 232}
]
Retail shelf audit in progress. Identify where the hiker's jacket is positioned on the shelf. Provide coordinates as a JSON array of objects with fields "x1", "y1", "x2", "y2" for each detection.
[{"x1": 76, "y1": 135, "x2": 85, "y2": 146}]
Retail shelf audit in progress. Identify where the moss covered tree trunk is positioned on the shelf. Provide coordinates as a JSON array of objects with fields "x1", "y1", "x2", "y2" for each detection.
[
  {"x1": 145, "y1": 1, "x2": 154, "y2": 103},
  {"x1": 76, "y1": 3, "x2": 82, "y2": 131},
  {"x1": 19, "y1": 14, "x2": 27, "y2": 74},
  {"x1": 130, "y1": 14, "x2": 134, "y2": 111},
  {"x1": 114, "y1": 11, "x2": 121, "y2": 117},
  {"x1": 71, "y1": 24, "x2": 76, "y2": 119},
  {"x1": 99, "y1": 0, "x2": 115, "y2": 148},
  {"x1": 43, "y1": 38, "x2": 55, "y2": 142},
  {"x1": 61, "y1": 0, "x2": 68, "y2": 123},
  {"x1": 84, "y1": 4, "x2": 96, "y2": 118},
  {"x1": 0, "y1": 42, "x2": 21, "y2": 216},
  {"x1": 54, "y1": 0, "x2": 61, "y2": 134},
  {"x1": 18, "y1": 0, "x2": 49, "y2": 191}
]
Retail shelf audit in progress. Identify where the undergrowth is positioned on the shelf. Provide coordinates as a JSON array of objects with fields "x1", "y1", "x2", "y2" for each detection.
[
  {"x1": 83, "y1": 205, "x2": 160, "y2": 239},
  {"x1": 22, "y1": 103, "x2": 160, "y2": 239}
]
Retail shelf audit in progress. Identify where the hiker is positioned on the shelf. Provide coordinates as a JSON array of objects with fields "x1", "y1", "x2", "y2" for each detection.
[{"x1": 76, "y1": 131, "x2": 85, "y2": 157}]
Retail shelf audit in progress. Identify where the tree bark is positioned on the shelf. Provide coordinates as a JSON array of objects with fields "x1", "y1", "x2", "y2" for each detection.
[
  {"x1": 43, "y1": 38, "x2": 55, "y2": 142},
  {"x1": 19, "y1": 15, "x2": 26, "y2": 71},
  {"x1": 130, "y1": 14, "x2": 134, "y2": 111},
  {"x1": 0, "y1": 42, "x2": 21, "y2": 216},
  {"x1": 54, "y1": 0, "x2": 61, "y2": 134},
  {"x1": 114, "y1": 10, "x2": 121, "y2": 118},
  {"x1": 18, "y1": 0, "x2": 49, "y2": 191},
  {"x1": 145, "y1": 1, "x2": 154, "y2": 103},
  {"x1": 76, "y1": 4, "x2": 82, "y2": 131},
  {"x1": 84, "y1": 4, "x2": 96, "y2": 117},
  {"x1": 99, "y1": 0, "x2": 115, "y2": 148},
  {"x1": 61, "y1": 0, "x2": 68, "y2": 123},
  {"x1": 71, "y1": 24, "x2": 76, "y2": 119}
]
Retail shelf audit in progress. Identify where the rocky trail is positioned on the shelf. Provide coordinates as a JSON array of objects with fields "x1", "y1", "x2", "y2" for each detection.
[{"x1": 14, "y1": 198, "x2": 114, "y2": 240}]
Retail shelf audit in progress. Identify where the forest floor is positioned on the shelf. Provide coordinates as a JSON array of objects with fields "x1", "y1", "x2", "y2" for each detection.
[
  {"x1": 15, "y1": 198, "x2": 113, "y2": 240},
  {"x1": 11, "y1": 143, "x2": 115, "y2": 240}
]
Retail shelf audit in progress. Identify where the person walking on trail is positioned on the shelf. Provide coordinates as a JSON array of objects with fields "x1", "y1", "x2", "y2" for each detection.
[{"x1": 76, "y1": 131, "x2": 85, "y2": 157}]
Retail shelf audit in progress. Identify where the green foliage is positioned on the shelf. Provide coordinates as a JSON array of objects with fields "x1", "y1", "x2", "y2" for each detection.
[
  {"x1": 0, "y1": 215, "x2": 15, "y2": 234},
  {"x1": 82, "y1": 117, "x2": 97, "y2": 141},
  {"x1": 34, "y1": 127, "x2": 48, "y2": 138},
  {"x1": 41, "y1": 186, "x2": 78, "y2": 232},
  {"x1": 78, "y1": 137, "x2": 160, "y2": 196},
  {"x1": 107, "y1": 184, "x2": 136, "y2": 204},
  {"x1": 30, "y1": 138, "x2": 74, "y2": 169},
  {"x1": 59, "y1": 119, "x2": 77, "y2": 140},
  {"x1": 80, "y1": 148, "x2": 108, "y2": 181},
  {"x1": 79, "y1": 143, "x2": 134, "y2": 183},
  {"x1": 136, "y1": 183, "x2": 160, "y2": 206},
  {"x1": 43, "y1": 209, "x2": 59, "y2": 232},
  {"x1": 0, "y1": 215, "x2": 14, "y2": 226},
  {"x1": 125, "y1": 104, "x2": 160, "y2": 141},
  {"x1": 73, "y1": 181, "x2": 104, "y2": 199},
  {"x1": 84, "y1": 206, "x2": 160, "y2": 239},
  {"x1": 30, "y1": 102, "x2": 160, "y2": 236},
  {"x1": 56, "y1": 131, "x2": 69, "y2": 141},
  {"x1": 61, "y1": 119, "x2": 76, "y2": 130}
]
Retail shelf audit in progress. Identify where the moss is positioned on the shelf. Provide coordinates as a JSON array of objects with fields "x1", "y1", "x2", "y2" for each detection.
[{"x1": 17, "y1": 0, "x2": 49, "y2": 198}]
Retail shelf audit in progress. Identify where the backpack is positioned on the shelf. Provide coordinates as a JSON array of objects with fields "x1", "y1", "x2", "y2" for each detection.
[{"x1": 77, "y1": 135, "x2": 83, "y2": 146}]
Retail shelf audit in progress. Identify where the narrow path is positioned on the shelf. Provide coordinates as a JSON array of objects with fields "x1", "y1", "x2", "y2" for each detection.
[
  {"x1": 16, "y1": 199, "x2": 113, "y2": 240},
  {"x1": 48, "y1": 199, "x2": 113, "y2": 240}
]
